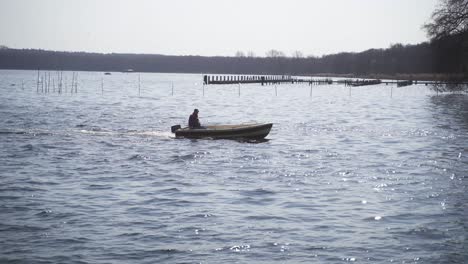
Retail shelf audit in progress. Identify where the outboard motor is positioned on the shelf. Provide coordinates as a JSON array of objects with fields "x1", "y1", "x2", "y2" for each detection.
[{"x1": 171, "y1": 125, "x2": 181, "y2": 133}]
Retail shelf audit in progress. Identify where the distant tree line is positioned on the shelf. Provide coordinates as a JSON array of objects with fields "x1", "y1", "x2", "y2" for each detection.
[{"x1": 0, "y1": 37, "x2": 464, "y2": 77}]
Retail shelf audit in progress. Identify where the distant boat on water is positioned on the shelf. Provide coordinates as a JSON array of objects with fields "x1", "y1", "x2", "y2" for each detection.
[{"x1": 104, "y1": 72, "x2": 111, "y2": 75}]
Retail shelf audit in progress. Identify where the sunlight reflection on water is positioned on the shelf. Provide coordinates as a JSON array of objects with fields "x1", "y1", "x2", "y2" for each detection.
[{"x1": 0, "y1": 70, "x2": 467, "y2": 263}]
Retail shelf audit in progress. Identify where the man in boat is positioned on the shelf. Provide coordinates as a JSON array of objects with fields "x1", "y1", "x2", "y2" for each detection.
[{"x1": 188, "y1": 109, "x2": 204, "y2": 129}]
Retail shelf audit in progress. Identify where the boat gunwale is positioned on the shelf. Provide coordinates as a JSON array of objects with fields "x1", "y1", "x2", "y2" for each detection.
[
  {"x1": 179, "y1": 123, "x2": 271, "y2": 132},
  {"x1": 174, "y1": 123, "x2": 273, "y2": 139}
]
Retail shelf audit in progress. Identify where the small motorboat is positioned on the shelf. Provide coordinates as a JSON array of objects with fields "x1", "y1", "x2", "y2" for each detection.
[{"x1": 171, "y1": 123, "x2": 273, "y2": 139}]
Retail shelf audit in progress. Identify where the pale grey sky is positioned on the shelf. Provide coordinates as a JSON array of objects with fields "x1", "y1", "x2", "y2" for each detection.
[{"x1": 0, "y1": 0, "x2": 438, "y2": 57}]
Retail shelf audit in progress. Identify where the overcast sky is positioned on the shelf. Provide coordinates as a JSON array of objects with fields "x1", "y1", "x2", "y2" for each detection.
[{"x1": 0, "y1": 0, "x2": 438, "y2": 57}]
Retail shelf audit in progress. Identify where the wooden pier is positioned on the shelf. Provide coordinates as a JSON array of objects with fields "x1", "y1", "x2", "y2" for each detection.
[
  {"x1": 203, "y1": 75, "x2": 331, "y2": 85},
  {"x1": 203, "y1": 74, "x2": 468, "y2": 88},
  {"x1": 203, "y1": 74, "x2": 389, "y2": 86}
]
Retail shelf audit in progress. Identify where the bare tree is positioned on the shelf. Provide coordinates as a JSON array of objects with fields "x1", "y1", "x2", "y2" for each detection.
[
  {"x1": 235, "y1": 51, "x2": 245, "y2": 57},
  {"x1": 292, "y1": 50, "x2": 304, "y2": 58},
  {"x1": 266, "y1": 49, "x2": 285, "y2": 58},
  {"x1": 247, "y1": 51, "x2": 256, "y2": 57},
  {"x1": 424, "y1": 0, "x2": 468, "y2": 39}
]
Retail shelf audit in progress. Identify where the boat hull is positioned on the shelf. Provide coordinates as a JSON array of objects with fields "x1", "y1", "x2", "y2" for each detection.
[{"x1": 173, "y1": 123, "x2": 273, "y2": 139}]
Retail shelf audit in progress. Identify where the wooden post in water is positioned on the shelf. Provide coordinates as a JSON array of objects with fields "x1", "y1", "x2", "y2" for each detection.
[
  {"x1": 138, "y1": 74, "x2": 141, "y2": 96},
  {"x1": 56, "y1": 71, "x2": 59, "y2": 94},
  {"x1": 61, "y1": 71, "x2": 63, "y2": 94},
  {"x1": 71, "y1": 72, "x2": 75, "y2": 94},
  {"x1": 59, "y1": 71, "x2": 63, "y2": 94},
  {"x1": 48, "y1": 72, "x2": 51, "y2": 93},
  {"x1": 36, "y1": 69, "x2": 40, "y2": 93},
  {"x1": 58, "y1": 71, "x2": 61, "y2": 94},
  {"x1": 58, "y1": 71, "x2": 60, "y2": 94},
  {"x1": 72, "y1": 76, "x2": 76, "y2": 93},
  {"x1": 75, "y1": 73, "x2": 78, "y2": 93},
  {"x1": 56, "y1": 72, "x2": 59, "y2": 94}
]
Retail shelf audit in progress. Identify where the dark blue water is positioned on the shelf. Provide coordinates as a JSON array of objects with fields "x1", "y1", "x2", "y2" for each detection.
[{"x1": 1, "y1": 70, "x2": 467, "y2": 263}]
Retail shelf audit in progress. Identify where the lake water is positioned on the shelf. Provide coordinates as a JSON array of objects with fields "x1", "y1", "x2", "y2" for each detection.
[{"x1": 1, "y1": 70, "x2": 467, "y2": 263}]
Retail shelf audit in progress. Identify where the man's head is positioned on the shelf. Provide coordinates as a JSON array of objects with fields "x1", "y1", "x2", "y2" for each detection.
[{"x1": 193, "y1": 109, "x2": 199, "y2": 114}]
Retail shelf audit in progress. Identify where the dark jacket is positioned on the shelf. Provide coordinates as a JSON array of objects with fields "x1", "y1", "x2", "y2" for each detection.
[{"x1": 188, "y1": 114, "x2": 201, "y2": 128}]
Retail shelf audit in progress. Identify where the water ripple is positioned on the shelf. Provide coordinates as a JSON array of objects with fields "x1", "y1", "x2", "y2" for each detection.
[{"x1": 1, "y1": 71, "x2": 467, "y2": 263}]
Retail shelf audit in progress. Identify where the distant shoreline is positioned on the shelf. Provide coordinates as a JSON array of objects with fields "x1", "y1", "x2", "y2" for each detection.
[
  {"x1": 1, "y1": 46, "x2": 467, "y2": 82},
  {"x1": 0, "y1": 68, "x2": 466, "y2": 82}
]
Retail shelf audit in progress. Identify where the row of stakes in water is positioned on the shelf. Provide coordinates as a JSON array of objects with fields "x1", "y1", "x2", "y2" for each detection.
[{"x1": 36, "y1": 70, "x2": 78, "y2": 94}]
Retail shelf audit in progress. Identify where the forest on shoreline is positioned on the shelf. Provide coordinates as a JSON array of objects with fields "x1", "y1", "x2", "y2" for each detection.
[
  {"x1": 0, "y1": 32, "x2": 466, "y2": 80},
  {"x1": 0, "y1": 34, "x2": 464, "y2": 79}
]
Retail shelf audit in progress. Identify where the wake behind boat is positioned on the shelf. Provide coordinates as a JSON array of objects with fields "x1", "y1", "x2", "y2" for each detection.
[{"x1": 171, "y1": 123, "x2": 273, "y2": 139}]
